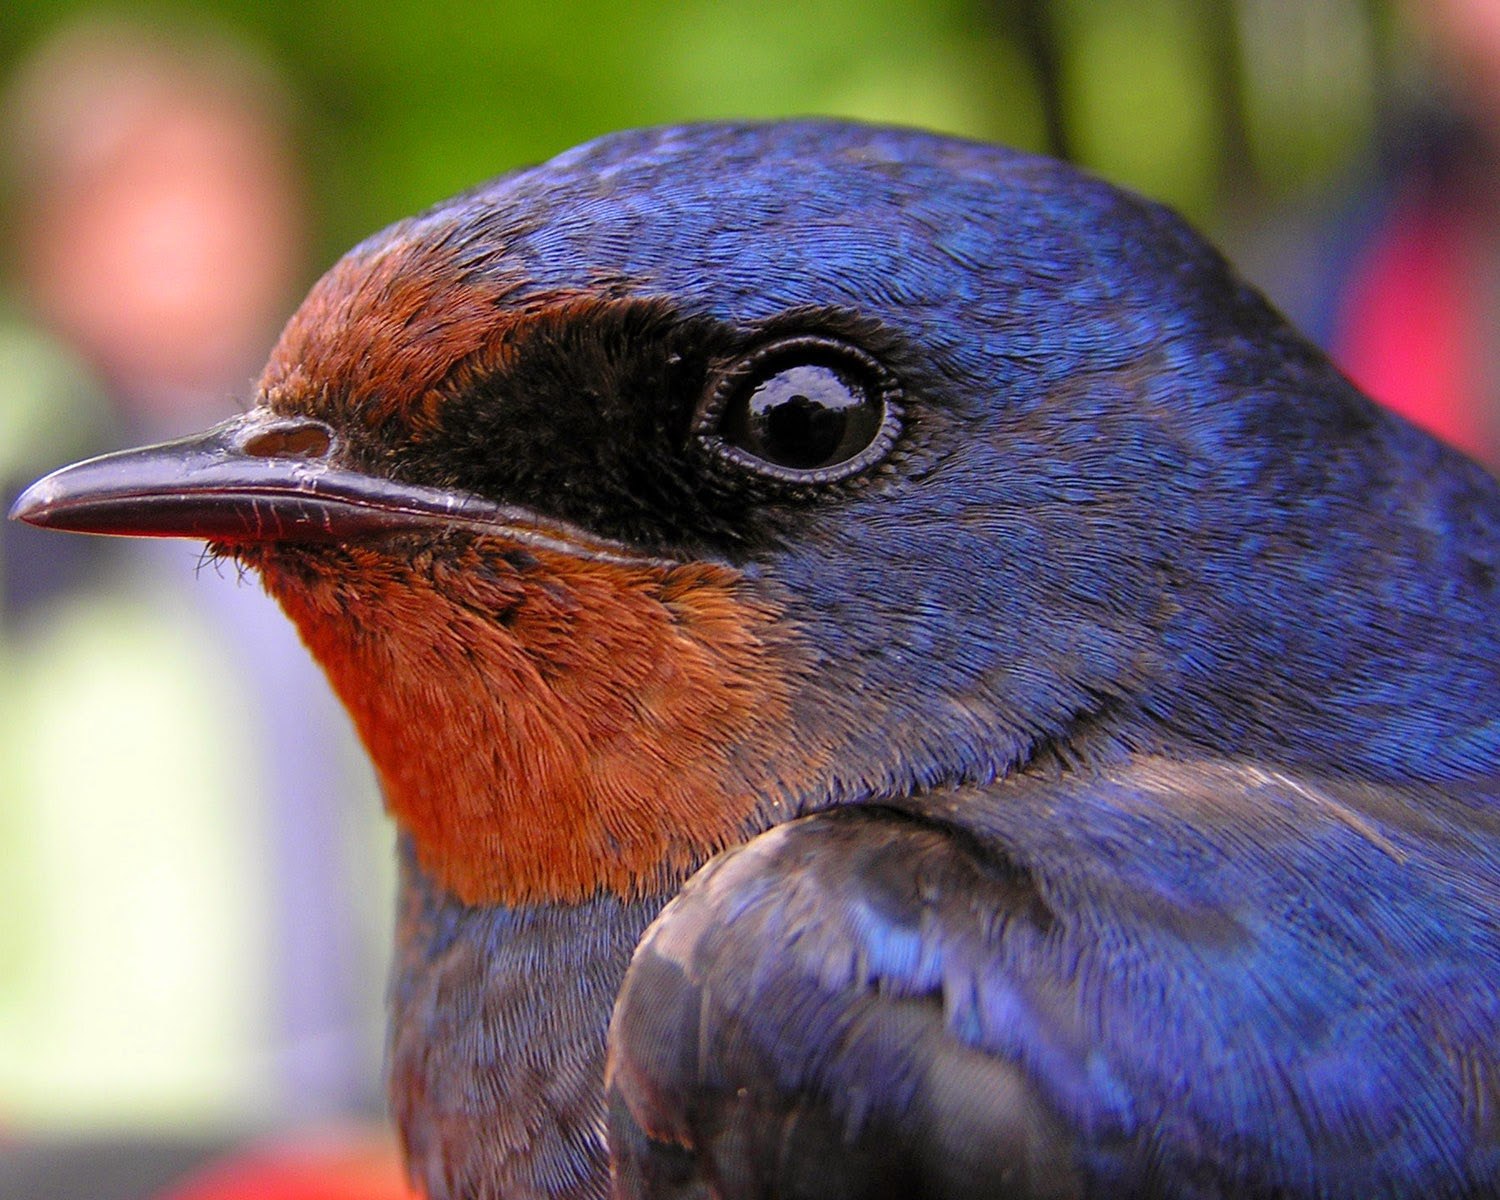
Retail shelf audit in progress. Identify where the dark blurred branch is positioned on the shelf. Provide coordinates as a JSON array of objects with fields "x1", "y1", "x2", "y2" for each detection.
[
  {"x1": 1203, "y1": 0, "x2": 1258, "y2": 202},
  {"x1": 987, "y1": 0, "x2": 1072, "y2": 161}
]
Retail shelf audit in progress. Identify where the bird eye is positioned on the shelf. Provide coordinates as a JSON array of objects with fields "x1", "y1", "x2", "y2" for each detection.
[{"x1": 699, "y1": 335, "x2": 902, "y2": 483}]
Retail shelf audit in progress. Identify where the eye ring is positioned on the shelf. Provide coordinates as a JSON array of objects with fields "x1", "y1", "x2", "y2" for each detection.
[{"x1": 696, "y1": 334, "x2": 903, "y2": 485}]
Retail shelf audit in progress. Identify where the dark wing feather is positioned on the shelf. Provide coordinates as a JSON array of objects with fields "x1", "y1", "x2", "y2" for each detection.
[{"x1": 605, "y1": 758, "x2": 1500, "y2": 1199}]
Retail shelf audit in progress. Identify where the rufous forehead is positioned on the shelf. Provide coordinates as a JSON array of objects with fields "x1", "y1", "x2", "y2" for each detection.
[{"x1": 257, "y1": 218, "x2": 599, "y2": 436}]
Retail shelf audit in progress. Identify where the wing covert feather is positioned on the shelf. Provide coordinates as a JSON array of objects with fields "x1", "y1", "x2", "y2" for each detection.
[{"x1": 606, "y1": 758, "x2": 1500, "y2": 1198}]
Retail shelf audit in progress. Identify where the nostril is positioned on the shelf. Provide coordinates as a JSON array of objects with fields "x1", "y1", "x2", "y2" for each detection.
[{"x1": 242, "y1": 421, "x2": 334, "y2": 460}]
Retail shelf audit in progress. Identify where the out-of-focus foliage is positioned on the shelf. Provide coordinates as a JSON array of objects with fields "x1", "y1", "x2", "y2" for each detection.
[
  {"x1": 0, "y1": 0, "x2": 1403, "y2": 263},
  {"x1": 0, "y1": 0, "x2": 1038, "y2": 268}
]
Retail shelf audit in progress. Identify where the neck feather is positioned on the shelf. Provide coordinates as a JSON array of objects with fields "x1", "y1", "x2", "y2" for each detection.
[{"x1": 250, "y1": 536, "x2": 814, "y2": 906}]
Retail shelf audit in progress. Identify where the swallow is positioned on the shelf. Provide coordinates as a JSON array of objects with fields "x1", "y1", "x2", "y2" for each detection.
[{"x1": 13, "y1": 121, "x2": 1500, "y2": 1199}]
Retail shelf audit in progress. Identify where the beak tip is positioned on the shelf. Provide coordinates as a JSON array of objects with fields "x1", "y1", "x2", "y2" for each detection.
[{"x1": 8, "y1": 477, "x2": 56, "y2": 527}]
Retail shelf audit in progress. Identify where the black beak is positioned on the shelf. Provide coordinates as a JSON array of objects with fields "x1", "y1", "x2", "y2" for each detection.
[
  {"x1": 8, "y1": 412, "x2": 507, "y2": 543},
  {"x1": 9, "y1": 411, "x2": 642, "y2": 562},
  {"x1": 11, "y1": 414, "x2": 657, "y2": 564}
]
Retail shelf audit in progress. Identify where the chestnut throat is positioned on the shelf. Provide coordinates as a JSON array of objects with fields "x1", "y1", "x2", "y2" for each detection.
[{"x1": 241, "y1": 534, "x2": 807, "y2": 907}]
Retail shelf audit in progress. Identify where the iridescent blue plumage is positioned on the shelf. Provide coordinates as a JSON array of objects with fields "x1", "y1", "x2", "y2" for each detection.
[
  {"x1": 410, "y1": 122, "x2": 1499, "y2": 791},
  {"x1": 433, "y1": 123, "x2": 1500, "y2": 1197},
  {"x1": 17, "y1": 121, "x2": 1500, "y2": 1198},
  {"x1": 610, "y1": 763, "x2": 1500, "y2": 1196}
]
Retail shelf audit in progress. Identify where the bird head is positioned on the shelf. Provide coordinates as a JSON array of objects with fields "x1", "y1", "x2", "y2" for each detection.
[{"x1": 14, "y1": 121, "x2": 1470, "y2": 907}]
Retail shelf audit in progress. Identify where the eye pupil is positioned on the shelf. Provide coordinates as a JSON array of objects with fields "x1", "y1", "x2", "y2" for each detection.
[
  {"x1": 701, "y1": 333, "x2": 902, "y2": 483},
  {"x1": 761, "y1": 392, "x2": 834, "y2": 468},
  {"x1": 737, "y1": 364, "x2": 876, "y2": 470}
]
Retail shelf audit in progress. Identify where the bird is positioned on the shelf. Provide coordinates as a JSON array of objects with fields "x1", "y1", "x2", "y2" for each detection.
[{"x1": 12, "y1": 120, "x2": 1500, "y2": 1199}]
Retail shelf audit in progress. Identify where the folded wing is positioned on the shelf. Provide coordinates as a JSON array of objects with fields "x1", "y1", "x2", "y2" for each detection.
[{"x1": 606, "y1": 758, "x2": 1500, "y2": 1198}]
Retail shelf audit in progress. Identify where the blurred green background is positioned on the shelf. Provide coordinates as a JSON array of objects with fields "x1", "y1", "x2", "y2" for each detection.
[
  {"x1": 0, "y1": 0, "x2": 1408, "y2": 263},
  {"x1": 0, "y1": 0, "x2": 1480, "y2": 1178}
]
